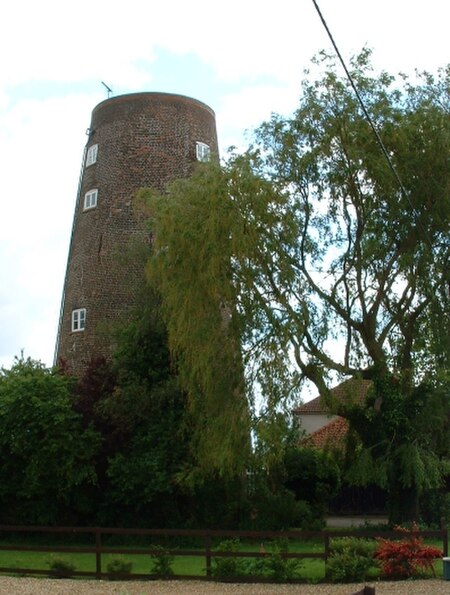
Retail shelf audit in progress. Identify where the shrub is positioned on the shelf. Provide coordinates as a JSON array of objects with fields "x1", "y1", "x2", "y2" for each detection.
[
  {"x1": 213, "y1": 539, "x2": 302, "y2": 582},
  {"x1": 420, "y1": 490, "x2": 450, "y2": 528},
  {"x1": 246, "y1": 487, "x2": 325, "y2": 531},
  {"x1": 332, "y1": 537, "x2": 377, "y2": 558},
  {"x1": 262, "y1": 539, "x2": 301, "y2": 582},
  {"x1": 211, "y1": 539, "x2": 245, "y2": 579},
  {"x1": 284, "y1": 447, "x2": 341, "y2": 513},
  {"x1": 47, "y1": 556, "x2": 76, "y2": 579},
  {"x1": 106, "y1": 556, "x2": 133, "y2": 580},
  {"x1": 149, "y1": 545, "x2": 174, "y2": 578},
  {"x1": 375, "y1": 525, "x2": 442, "y2": 579},
  {"x1": 326, "y1": 538, "x2": 377, "y2": 583},
  {"x1": 292, "y1": 499, "x2": 326, "y2": 531}
]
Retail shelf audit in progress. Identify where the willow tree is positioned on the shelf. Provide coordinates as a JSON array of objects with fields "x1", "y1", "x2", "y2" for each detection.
[
  {"x1": 140, "y1": 51, "x2": 450, "y2": 503},
  {"x1": 138, "y1": 167, "x2": 253, "y2": 475}
]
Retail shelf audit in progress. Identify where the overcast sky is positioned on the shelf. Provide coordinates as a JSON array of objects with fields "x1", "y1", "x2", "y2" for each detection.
[{"x1": 0, "y1": 0, "x2": 448, "y2": 370}]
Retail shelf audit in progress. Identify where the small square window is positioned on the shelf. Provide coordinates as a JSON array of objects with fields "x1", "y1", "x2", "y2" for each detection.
[
  {"x1": 72, "y1": 308, "x2": 86, "y2": 332},
  {"x1": 86, "y1": 144, "x2": 98, "y2": 166},
  {"x1": 84, "y1": 189, "x2": 98, "y2": 210},
  {"x1": 196, "y1": 141, "x2": 210, "y2": 162}
]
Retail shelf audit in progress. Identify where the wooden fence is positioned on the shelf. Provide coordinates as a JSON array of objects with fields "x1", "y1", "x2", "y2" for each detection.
[{"x1": 0, "y1": 525, "x2": 447, "y2": 581}]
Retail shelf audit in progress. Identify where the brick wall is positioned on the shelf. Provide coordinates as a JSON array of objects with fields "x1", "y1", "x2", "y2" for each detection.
[{"x1": 56, "y1": 93, "x2": 218, "y2": 374}]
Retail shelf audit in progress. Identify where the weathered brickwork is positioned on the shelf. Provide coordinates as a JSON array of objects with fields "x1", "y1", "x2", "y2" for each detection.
[{"x1": 55, "y1": 93, "x2": 218, "y2": 375}]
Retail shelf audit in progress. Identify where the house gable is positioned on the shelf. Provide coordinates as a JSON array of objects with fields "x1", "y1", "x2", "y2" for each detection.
[{"x1": 294, "y1": 378, "x2": 372, "y2": 441}]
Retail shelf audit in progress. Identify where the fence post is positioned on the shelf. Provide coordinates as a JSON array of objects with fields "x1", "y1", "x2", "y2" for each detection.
[
  {"x1": 95, "y1": 527, "x2": 102, "y2": 579},
  {"x1": 324, "y1": 532, "x2": 330, "y2": 563},
  {"x1": 205, "y1": 532, "x2": 212, "y2": 578},
  {"x1": 442, "y1": 524, "x2": 448, "y2": 558}
]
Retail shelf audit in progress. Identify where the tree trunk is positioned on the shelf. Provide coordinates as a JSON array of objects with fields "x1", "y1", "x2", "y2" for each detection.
[{"x1": 387, "y1": 478, "x2": 419, "y2": 525}]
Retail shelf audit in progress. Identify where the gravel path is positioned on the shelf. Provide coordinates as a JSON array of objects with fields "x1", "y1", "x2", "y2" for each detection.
[{"x1": 0, "y1": 577, "x2": 448, "y2": 594}]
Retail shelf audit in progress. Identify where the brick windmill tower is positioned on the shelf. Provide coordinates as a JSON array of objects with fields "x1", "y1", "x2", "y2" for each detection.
[{"x1": 55, "y1": 92, "x2": 218, "y2": 375}]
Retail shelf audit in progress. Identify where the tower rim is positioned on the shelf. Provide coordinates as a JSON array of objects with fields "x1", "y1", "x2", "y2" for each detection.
[{"x1": 92, "y1": 91, "x2": 216, "y2": 118}]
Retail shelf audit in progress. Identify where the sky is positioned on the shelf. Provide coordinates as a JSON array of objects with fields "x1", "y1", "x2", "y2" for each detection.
[{"x1": 0, "y1": 0, "x2": 449, "y2": 370}]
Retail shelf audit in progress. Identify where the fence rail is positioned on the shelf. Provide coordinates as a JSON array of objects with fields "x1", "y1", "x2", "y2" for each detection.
[{"x1": 0, "y1": 524, "x2": 447, "y2": 581}]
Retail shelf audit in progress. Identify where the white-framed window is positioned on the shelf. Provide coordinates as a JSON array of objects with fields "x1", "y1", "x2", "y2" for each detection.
[
  {"x1": 86, "y1": 144, "x2": 98, "y2": 166},
  {"x1": 84, "y1": 188, "x2": 98, "y2": 210},
  {"x1": 196, "y1": 141, "x2": 211, "y2": 162},
  {"x1": 71, "y1": 308, "x2": 86, "y2": 332}
]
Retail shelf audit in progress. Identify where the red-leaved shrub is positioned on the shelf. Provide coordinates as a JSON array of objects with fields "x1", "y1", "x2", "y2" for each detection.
[{"x1": 375, "y1": 524, "x2": 442, "y2": 579}]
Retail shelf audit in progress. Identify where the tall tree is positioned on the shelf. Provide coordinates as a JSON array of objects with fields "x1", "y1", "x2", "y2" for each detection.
[
  {"x1": 98, "y1": 284, "x2": 190, "y2": 526},
  {"x1": 137, "y1": 186, "x2": 253, "y2": 476},
  {"x1": 142, "y1": 50, "x2": 449, "y2": 517},
  {"x1": 0, "y1": 356, "x2": 100, "y2": 524}
]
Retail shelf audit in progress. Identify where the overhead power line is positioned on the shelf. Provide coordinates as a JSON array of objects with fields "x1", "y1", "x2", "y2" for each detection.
[{"x1": 310, "y1": 0, "x2": 432, "y2": 247}]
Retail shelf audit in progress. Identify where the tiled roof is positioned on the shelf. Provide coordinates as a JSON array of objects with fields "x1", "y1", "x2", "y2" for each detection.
[
  {"x1": 294, "y1": 394, "x2": 326, "y2": 414},
  {"x1": 302, "y1": 416, "x2": 349, "y2": 449},
  {"x1": 293, "y1": 378, "x2": 372, "y2": 414}
]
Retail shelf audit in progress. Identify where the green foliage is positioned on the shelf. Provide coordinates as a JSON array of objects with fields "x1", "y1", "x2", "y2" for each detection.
[
  {"x1": 179, "y1": 471, "x2": 250, "y2": 529},
  {"x1": 101, "y1": 368, "x2": 187, "y2": 524},
  {"x1": 249, "y1": 421, "x2": 336, "y2": 530},
  {"x1": 244, "y1": 484, "x2": 312, "y2": 531},
  {"x1": 0, "y1": 355, "x2": 100, "y2": 524},
  {"x1": 106, "y1": 556, "x2": 133, "y2": 579},
  {"x1": 420, "y1": 490, "x2": 450, "y2": 528},
  {"x1": 144, "y1": 49, "x2": 449, "y2": 481},
  {"x1": 291, "y1": 500, "x2": 325, "y2": 532},
  {"x1": 262, "y1": 539, "x2": 302, "y2": 582},
  {"x1": 139, "y1": 174, "x2": 252, "y2": 477},
  {"x1": 284, "y1": 447, "x2": 341, "y2": 514},
  {"x1": 252, "y1": 410, "x2": 300, "y2": 492},
  {"x1": 69, "y1": 276, "x2": 275, "y2": 530},
  {"x1": 326, "y1": 537, "x2": 377, "y2": 583},
  {"x1": 71, "y1": 280, "x2": 192, "y2": 528},
  {"x1": 332, "y1": 537, "x2": 377, "y2": 558},
  {"x1": 47, "y1": 556, "x2": 76, "y2": 578},
  {"x1": 149, "y1": 545, "x2": 174, "y2": 578},
  {"x1": 211, "y1": 539, "x2": 244, "y2": 579},
  {"x1": 343, "y1": 374, "x2": 450, "y2": 523},
  {"x1": 212, "y1": 539, "x2": 301, "y2": 582},
  {"x1": 2, "y1": 52, "x2": 448, "y2": 529}
]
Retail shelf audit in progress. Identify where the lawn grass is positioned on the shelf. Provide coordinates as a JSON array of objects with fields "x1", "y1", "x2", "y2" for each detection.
[
  {"x1": 0, "y1": 549, "x2": 209, "y2": 577},
  {"x1": 0, "y1": 538, "x2": 327, "y2": 579},
  {"x1": 0, "y1": 533, "x2": 446, "y2": 582}
]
